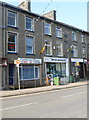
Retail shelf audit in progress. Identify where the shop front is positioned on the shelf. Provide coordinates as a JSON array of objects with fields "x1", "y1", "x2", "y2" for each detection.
[
  {"x1": 44, "y1": 57, "x2": 69, "y2": 77},
  {"x1": 71, "y1": 58, "x2": 85, "y2": 78},
  {"x1": 9, "y1": 58, "x2": 42, "y2": 88},
  {"x1": 18, "y1": 58, "x2": 42, "y2": 88}
]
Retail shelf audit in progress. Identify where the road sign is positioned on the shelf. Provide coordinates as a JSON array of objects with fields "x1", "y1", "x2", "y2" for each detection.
[{"x1": 14, "y1": 60, "x2": 21, "y2": 65}]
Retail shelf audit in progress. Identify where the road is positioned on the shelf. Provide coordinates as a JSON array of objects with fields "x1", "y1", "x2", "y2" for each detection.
[{"x1": 1, "y1": 85, "x2": 87, "y2": 118}]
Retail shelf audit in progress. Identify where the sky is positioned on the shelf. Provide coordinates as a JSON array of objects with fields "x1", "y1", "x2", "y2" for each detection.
[{"x1": 1, "y1": 0, "x2": 88, "y2": 31}]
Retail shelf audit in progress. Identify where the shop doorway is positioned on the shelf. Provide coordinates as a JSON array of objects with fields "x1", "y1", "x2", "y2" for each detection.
[{"x1": 79, "y1": 63, "x2": 84, "y2": 78}]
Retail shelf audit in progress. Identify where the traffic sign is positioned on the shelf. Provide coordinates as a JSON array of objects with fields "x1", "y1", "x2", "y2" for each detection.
[{"x1": 14, "y1": 60, "x2": 21, "y2": 65}]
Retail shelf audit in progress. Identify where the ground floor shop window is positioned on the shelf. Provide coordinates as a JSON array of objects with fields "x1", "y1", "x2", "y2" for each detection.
[
  {"x1": 46, "y1": 63, "x2": 66, "y2": 77},
  {"x1": 19, "y1": 65, "x2": 39, "y2": 80}
]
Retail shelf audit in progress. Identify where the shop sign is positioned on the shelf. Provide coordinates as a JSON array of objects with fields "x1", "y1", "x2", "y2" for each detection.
[
  {"x1": 44, "y1": 57, "x2": 68, "y2": 63},
  {"x1": 18, "y1": 58, "x2": 42, "y2": 64},
  {"x1": 71, "y1": 58, "x2": 83, "y2": 62}
]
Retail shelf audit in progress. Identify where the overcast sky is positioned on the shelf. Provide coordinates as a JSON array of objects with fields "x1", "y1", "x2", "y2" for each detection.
[{"x1": 1, "y1": 0, "x2": 88, "y2": 31}]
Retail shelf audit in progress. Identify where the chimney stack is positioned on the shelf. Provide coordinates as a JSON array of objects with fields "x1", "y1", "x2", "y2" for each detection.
[
  {"x1": 19, "y1": 0, "x2": 31, "y2": 12},
  {"x1": 43, "y1": 10, "x2": 56, "y2": 20}
]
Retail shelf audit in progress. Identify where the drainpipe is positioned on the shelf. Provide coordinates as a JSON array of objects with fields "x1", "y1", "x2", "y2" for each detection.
[{"x1": 2, "y1": 3, "x2": 6, "y2": 89}]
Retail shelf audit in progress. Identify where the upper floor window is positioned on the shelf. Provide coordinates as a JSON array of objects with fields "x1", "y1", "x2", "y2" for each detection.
[
  {"x1": 8, "y1": 32, "x2": 17, "y2": 52},
  {"x1": 26, "y1": 17, "x2": 34, "y2": 31},
  {"x1": 44, "y1": 23, "x2": 51, "y2": 35},
  {"x1": 8, "y1": 11, "x2": 17, "y2": 27},
  {"x1": 56, "y1": 27, "x2": 62, "y2": 38},
  {"x1": 57, "y1": 43, "x2": 63, "y2": 56},
  {"x1": 72, "y1": 31, "x2": 76, "y2": 41},
  {"x1": 45, "y1": 40, "x2": 52, "y2": 55},
  {"x1": 82, "y1": 46, "x2": 86, "y2": 58},
  {"x1": 81, "y1": 34, "x2": 86, "y2": 43},
  {"x1": 87, "y1": 36, "x2": 89, "y2": 44},
  {"x1": 72, "y1": 45, "x2": 77, "y2": 57},
  {"x1": 26, "y1": 36, "x2": 34, "y2": 54}
]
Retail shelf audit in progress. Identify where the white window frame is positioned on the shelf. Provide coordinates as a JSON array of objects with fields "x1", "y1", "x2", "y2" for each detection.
[
  {"x1": 56, "y1": 27, "x2": 62, "y2": 38},
  {"x1": 26, "y1": 17, "x2": 34, "y2": 31},
  {"x1": 44, "y1": 23, "x2": 51, "y2": 35},
  {"x1": 45, "y1": 40, "x2": 52, "y2": 55},
  {"x1": 20, "y1": 65, "x2": 39, "y2": 81},
  {"x1": 7, "y1": 32, "x2": 17, "y2": 53},
  {"x1": 26, "y1": 36, "x2": 34, "y2": 54},
  {"x1": 57, "y1": 43, "x2": 63, "y2": 56},
  {"x1": 8, "y1": 10, "x2": 17, "y2": 27}
]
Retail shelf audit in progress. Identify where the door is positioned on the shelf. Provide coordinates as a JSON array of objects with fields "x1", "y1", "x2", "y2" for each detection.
[
  {"x1": 79, "y1": 63, "x2": 84, "y2": 78},
  {"x1": 9, "y1": 64, "x2": 14, "y2": 85}
]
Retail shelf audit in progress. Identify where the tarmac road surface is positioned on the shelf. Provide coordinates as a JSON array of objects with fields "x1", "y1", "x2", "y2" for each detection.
[{"x1": 1, "y1": 85, "x2": 87, "y2": 118}]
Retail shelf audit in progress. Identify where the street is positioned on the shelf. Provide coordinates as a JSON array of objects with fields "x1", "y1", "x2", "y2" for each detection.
[{"x1": 1, "y1": 85, "x2": 87, "y2": 118}]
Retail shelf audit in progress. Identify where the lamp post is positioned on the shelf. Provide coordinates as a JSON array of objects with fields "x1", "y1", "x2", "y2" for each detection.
[{"x1": 14, "y1": 60, "x2": 21, "y2": 90}]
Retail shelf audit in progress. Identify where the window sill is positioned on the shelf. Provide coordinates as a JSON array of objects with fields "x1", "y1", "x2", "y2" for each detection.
[
  {"x1": 26, "y1": 29, "x2": 34, "y2": 32},
  {"x1": 45, "y1": 54, "x2": 52, "y2": 56},
  {"x1": 56, "y1": 36, "x2": 63, "y2": 39},
  {"x1": 57, "y1": 55, "x2": 63, "y2": 57},
  {"x1": 26, "y1": 53, "x2": 35, "y2": 55},
  {"x1": 7, "y1": 52, "x2": 18, "y2": 54},
  {"x1": 7, "y1": 25, "x2": 18, "y2": 29},
  {"x1": 82, "y1": 42, "x2": 86, "y2": 44},
  {"x1": 44, "y1": 34, "x2": 52, "y2": 37},
  {"x1": 72, "y1": 40, "x2": 77, "y2": 42}
]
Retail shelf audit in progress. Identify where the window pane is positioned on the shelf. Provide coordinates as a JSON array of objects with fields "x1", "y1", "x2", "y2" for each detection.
[
  {"x1": 26, "y1": 46, "x2": 32, "y2": 53},
  {"x1": 45, "y1": 40, "x2": 52, "y2": 55},
  {"x1": 26, "y1": 22, "x2": 31, "y2": 30},
  {"x1": 8, "y1": 43, "x2": 15, "y2": 51},
  {"x1": 57, "y1": 43, "x2": 63, "y2": 56},
  {"x1": 56, "y1": 27, "x2": 62, "y2": 38},
  {"x1": 47, "y1": 47, "x2": 50, "y2": 54},
  {"x1": 73, "y1": 46, "x2": 77, "y2": 57},
  {"x1": 8, "y1": 12, "x2": 15, "y2": 17},
  {"x1": 72, "y1": 32, "x2": 76, "y2": 41},
  {"x1": 8, "y1": 17, "x2": 15, "y2": 26},
  {"x1": 8, "y1": 33, "x2": 15, "y2": 42},
  {"x1": 23, "y1": 67, "x2": 34, "y2": 79}
]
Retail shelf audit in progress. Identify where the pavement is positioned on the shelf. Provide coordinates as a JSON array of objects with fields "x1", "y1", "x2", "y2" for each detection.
[{"x1": 0, "y1": 80, "x2": 89, "y2": 98}]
